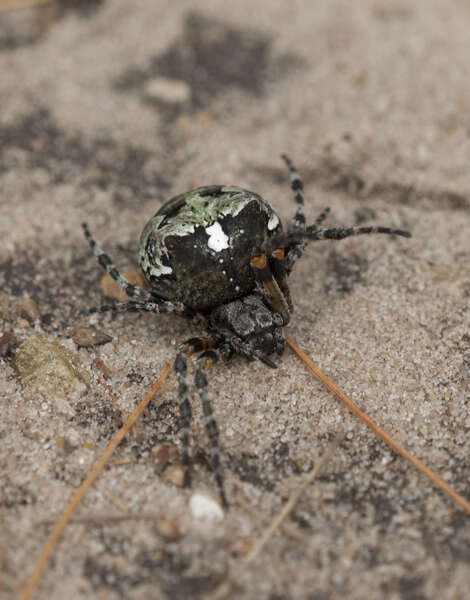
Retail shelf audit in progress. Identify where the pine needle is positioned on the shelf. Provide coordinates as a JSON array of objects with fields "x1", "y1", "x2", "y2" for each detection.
[
  {"x1": 285, "y1": 332, "x2": 470, "y2": 515},
  {"x1": 20, "y1": 362, "x2": 170, "y2": 600}
]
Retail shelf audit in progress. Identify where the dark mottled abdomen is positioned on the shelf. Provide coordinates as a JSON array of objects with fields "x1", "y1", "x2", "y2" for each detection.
[{"x1": 139, "y1": 186, "x2": 282, "y2": 310}]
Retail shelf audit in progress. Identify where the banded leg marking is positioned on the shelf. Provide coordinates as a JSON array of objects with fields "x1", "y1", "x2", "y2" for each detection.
[
  {"x1": 195, "y1": 352, "x2": 228, "y2": 507},
  {"x1": 281, "y1": 154, "x2": 306, "y2": 231},
  {"x1": 175, "y1": 337, "x2": 228, "y2": 506},
  {"x1": 82, "y1": 223, "x2": 154, "y2": 303},
  {"x1": 285, "y1": 207, "x2": 331, "y2": 272},
  {"x1": 305, "y1": 225, "x2": 411, "y2": 241},
  {"x1": 174, "y1": 349, "x2": 192, "y2": 488},
  {"x1": 266, "y1": 224, "x2": 410, "y2": 256}
]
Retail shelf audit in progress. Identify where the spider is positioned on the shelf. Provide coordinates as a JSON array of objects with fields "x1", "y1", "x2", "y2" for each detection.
[{"x1": 82, "y1": 154, "x2": 410, "y2": 507}]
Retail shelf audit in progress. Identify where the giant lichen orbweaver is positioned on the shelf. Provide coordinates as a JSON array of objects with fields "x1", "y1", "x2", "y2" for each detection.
[{"x1": 82, "y1": 154, "x2": 410, "y2": 507}]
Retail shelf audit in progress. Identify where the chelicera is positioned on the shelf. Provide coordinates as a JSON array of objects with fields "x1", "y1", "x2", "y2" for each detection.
[{"x1": 83, "y1": 155, "x2": 410, "y2": 507}]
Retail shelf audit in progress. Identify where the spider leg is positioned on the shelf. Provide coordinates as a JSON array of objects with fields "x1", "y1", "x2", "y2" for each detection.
[
  {"x1": 250, "y1": 253, "x2": 290, "y2": 325},
  {"x1": 281, "y1": 154, "x2": 305, "y2": 231},
  {"x1": 89, "y1": 300, "x2": 187, "y2": 316},
  {"x1": 266, "y1": 224, "x2": 410, "y2": 257},
  {"x1": 174, "y1": 344, "x2": 196, "y2": 490},
  {"x1": 270, "y1": 248, "x2": 293, "y2": 312},
  {"x1": 311, "y1": 206, "x2": 331, "y2": 230},
  {"x1": 273, "y1": 325, "x2": 285, "y2": 355},
  {"x1": 174, "y1": 337, "x2": 218, "y2": 493},
  {"x1": 195, "y1": 350, "x2": 228, "y2": 507},
  {"x1": 230, "y1": 335, "x2": 278, "y2": 368},
  {"x1": 82, "y1": 223, "x2": 155, "y2": 303},
  {"x1": 306, "y1": 225, "x2": 411, "y2": 241},
  {"x1": 281, "y1": 155, "x2": 333, "y2": 272},
  {"x1": 285, "y1": 207, "x2": 330, "y2": 272}
]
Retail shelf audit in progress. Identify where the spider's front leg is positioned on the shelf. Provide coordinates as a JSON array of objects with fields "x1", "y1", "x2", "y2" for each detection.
[
  {"x1": 174, "y1": 337, "x2": 228, "y2": 507},
  {"x1": 82, "y1": 223, "x2": 187, "y2": 316},
  {"x1": 276, "y1": 155, "x2": 410, "y2": 273},
  {"x1": 194, "y1": 349, "x2": 228, "y2": 507}
]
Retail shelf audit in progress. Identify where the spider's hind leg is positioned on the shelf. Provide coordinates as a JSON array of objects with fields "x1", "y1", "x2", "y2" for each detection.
[{"x1": 82, "y1": 223, "x2": 153, "y2": 303}]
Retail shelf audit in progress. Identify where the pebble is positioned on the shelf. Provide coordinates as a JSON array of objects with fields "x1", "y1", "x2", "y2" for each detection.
[
  {"x1": 155, "y1": 518, "x2": 182, "y2": 541},
  {"x1": 152, "y1": 443, "x2": 170, "y2": 472},
  {"x1": 189, "y1": 492, "x2": 224, "y2": 521},
  {"x1": 12, "y1": 336, "x2": 89, "y2": 406},
  {"x1": 14, "y1": 298, "x2": 40, "y2": 324},
  {"x1": 145, "y1": 77, "x2": 191, "y2": 105},
  {"x1": 71, "y1": 326, "x2": 112, "y2": 347},
  {"x1": 163, "y1": 464, "x2": 185, "y2": 487},
  {"x1": 0, "y1": 331, "x2": 17, "y2": 356},
  {"x1": 227, "y1": 537, "x2": 253, "y2": 556}
]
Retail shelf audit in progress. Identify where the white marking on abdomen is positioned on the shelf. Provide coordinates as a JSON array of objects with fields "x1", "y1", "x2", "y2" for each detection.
[
  {"x1": 205, "y1": 222, "x2": 229, "y2": 252},
  {"x1": 268, "y1": 213, "x2": 279, "y2": 230}
]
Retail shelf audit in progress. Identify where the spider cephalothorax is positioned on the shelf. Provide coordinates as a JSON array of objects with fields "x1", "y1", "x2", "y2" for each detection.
[{"x1": 83, "y1": 155, "x2": 410, "y2": 506}]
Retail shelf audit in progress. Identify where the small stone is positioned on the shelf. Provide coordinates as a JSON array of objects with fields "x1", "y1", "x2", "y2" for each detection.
[
  {"x1": 163, "y1": 464, "x2": 185, "y2": 487},
  {"x1": 152, "y1": 443, "x2": 170, "y2": 473},
  {"x1": 227, "y1": 537, "x2": 253, "y2": 556},
  {"x1": 189, "y1": 492, "x2": 224, "y2": 521},
  {"x1": 155, "y1": 518, "x2": 182, "y2": 540},
  {"x1": 12, "y1": 336, "x2": 89, "y2": 406},
  {"x1": 0, "y1": 293, "x2": 9, "y2": 319},
  {"x1": 55, "y1": 436, "x2": 76, "y2": 454},
  {"x1": 145, "y1": 77, "x2": 191, "y2": 105},
  {"x1": 93, "y1": 357, "x2": 112, "y2": 379},
  {"x1": 101, "y1": 270, "x2": 149, "y2": 301},
  {"x1": 71, "y1": 326, "x2": 112, "y2": 347},
  {"x1": 14, "y1": 298, "x2": 40, "y2": 324},
  {"x1": 0, "y1": 332, "x2": 17, "y2": 357}
]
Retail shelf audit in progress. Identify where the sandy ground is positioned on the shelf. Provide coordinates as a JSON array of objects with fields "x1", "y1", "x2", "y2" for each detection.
[{"x1": 1, "y1": 1, "x2": 470, "y2": 599}]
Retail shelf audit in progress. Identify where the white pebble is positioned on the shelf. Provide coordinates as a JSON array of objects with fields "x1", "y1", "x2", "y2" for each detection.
[
  {"x1": 190, "y1": 492, "x2": 224, "y2": 521},
  {"x1": 145, "y1": 77, "x2": 191, "y2": 104}
]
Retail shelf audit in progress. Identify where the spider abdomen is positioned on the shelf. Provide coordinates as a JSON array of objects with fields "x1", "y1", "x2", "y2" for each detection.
[{"x1": 139, "y1": 185, "x2": 282, "y2": 310}]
